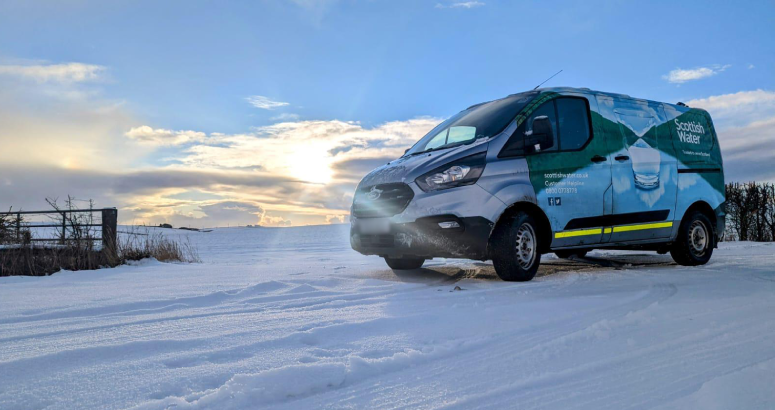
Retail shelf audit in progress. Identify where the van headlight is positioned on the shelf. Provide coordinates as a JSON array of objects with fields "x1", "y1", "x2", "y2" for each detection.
[{"x1": 416, "y1": 153, "x2": 486, "y2": 192}]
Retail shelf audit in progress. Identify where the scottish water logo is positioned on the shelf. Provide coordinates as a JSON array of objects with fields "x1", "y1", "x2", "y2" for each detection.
[{"x1": 675, "y1": 119, "x2": 704, "y2": 145}]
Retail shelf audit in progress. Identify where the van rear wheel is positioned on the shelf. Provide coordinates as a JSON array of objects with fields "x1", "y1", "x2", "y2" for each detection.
[
  {"x1": 670, "y1": 211, "x2": 713, "y2": 266},
  {"x1": 384, "y1": 257, "x2": 424, "y2": 270},
  {"x1": 492, "y1": 211, "x2": 541, "y2": 281}
]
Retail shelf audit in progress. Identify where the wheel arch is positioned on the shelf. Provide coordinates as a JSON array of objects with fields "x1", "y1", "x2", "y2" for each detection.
[
  {"x1": 681, "y1": 200, "x2": 717, "y2": 239},
  {"x1": 489, "y1": 201, "x2": 553, "y2": 256}
]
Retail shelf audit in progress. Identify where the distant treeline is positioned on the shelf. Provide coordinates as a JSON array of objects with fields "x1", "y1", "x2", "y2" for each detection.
[{"x1": 725, "y1": 182, "x2": 775, "y2": 242}]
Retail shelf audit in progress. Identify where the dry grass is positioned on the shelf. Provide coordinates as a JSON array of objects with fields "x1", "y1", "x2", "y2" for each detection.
[
  {"x1": 0, "y1": 245, "x2": 103, "y2": 276},
  {"x1": 0, "y1": 230, "x2": 200, "y2": 277},
  {"x1": 119, "y1": 230, "x2": 201, "y2": 264}
]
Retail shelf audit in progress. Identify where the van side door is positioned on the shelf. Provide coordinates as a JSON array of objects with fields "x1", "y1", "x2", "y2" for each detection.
[{"x1": 596, "y1": 96, "x2": 678, "y2": 242}]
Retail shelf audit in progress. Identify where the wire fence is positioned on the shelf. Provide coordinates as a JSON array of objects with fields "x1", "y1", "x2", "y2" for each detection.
[{"x1": 0, "y1": 208, "x2": 117, "y2": 258}]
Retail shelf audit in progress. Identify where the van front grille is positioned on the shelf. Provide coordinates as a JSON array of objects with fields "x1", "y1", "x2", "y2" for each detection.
[{"x1": 352, "y1": 183, "x2": 414, "y2": 218}]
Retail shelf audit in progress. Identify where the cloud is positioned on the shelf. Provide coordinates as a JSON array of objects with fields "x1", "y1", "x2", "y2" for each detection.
[
  {"x1": 662, "y1": 64, "x2": 730, "y2": 84},
  {"x1": 260, "y1": 215, "x2": 292, "y2": 227},
  {"x1": 0, "y1": 85, "x2": 139, "y2": 170},
  {"x1": 178, "y1": 117, "x2": 440, "y2": 184},
  {"x1": 748, "y1": 64, "x2": 755, "y2": 69},
  {"x1": 125, "y1": 126, "x2": 207, "y2": 146},
  {"x1": 246, "y1": 95, "x2": 290, "y2": 110},
  {"x1": 685, "y1": 89, "x2": 775, "y2": 128},
  {"x1": 114, "y1": 117, "x2": 437, "y2": 225},
  {"x1": 685, "y1": 89, "x2": 775, "y2": 113},
  {"x1": 137, "y1": 200, "x2": 293, "y2": 228},
  {"x1": 0, "y1": 57, "x2": 443, "y2": 227},
  {"x1": 685, "y1": 90, "x2": 775, "y2": 182},
  {"x1": 436, "y1": 1, "x2": 485, "y2": 8},
  {"x1": 715, "y1": 117, "x2": 775, "y2": 182},
  {"x1": 450, "y1": 1, "x2": 485, "y2": 8},
  {"x1": 325, "y1": 214, "x2": 345, "y2": 224},
  {"x1": 0, "y1": 164, "x2": 321, "y2": 226},
  {"x1": 0, "y1": 62, "x2": 106, "y2": 83},
  {"x1": 270, "y1": 113, "x2": 301, "y2": 122},
  {"x1": 198, "y1": 201, "x2": 264, "y2": 226}
]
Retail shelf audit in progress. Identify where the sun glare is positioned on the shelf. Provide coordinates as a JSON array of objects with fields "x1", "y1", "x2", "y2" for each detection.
[
  {"x1": 61, "y1": 157, "x2": 77, "y2": 169},
  {"x1": 286, "y1": 147, "x2": 333, "y2": 184}
]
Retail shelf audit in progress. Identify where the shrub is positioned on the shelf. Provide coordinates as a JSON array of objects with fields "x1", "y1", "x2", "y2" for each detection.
[{"x1": 724, "y1": 182, "x2": 775, "y2": 242}]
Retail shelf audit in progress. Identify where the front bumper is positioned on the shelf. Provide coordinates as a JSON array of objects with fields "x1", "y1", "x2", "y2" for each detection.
[{"x1": 350, "y1": 215, "x2": 493, "y2": 260}]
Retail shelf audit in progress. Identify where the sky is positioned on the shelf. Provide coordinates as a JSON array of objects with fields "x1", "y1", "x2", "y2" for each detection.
[{"x1": 0, "y1": 0, "x2": 774, "y2": 227}]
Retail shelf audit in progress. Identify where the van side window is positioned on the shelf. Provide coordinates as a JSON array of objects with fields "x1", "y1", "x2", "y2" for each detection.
[
  {"x1": 556, "y1": 98, "x2": 592, "y2": 150},
  {"x1": 500, "y1": 97, "x2": 593, "y2": 157},
  {"x1": 500, "y1": 101, "x2": 558, "y2": 156}
]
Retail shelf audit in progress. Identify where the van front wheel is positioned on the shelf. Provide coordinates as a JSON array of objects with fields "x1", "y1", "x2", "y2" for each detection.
[
  {"x1": 492, "y1": 212, "x2": 541, "y2": 281},
  {"x1": 670, "y1": 211, "x2": 714, "y2": 266}
]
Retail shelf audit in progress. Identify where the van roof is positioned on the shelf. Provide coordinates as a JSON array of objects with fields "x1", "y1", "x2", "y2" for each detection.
[
  {"x1": 532, "y1": 86, "x2": 707, "y2": 112},
  {"x1": 535, "y1": 86, "x2": 632, "y2": 99}
]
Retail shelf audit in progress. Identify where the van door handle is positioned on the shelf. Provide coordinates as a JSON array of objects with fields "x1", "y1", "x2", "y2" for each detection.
[
  {"x1": 591, "y1": 155, "x2": 607, "y2": 163},
  {"x1": 615, "y1": 155, "x2": 630, "y2": 161}
]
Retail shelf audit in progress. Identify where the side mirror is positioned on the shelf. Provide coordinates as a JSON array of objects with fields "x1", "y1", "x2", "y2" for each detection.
[
  {"x1": 405, "y1": 148, "x2": 410, "y2": 154},
  {"x1": 525, "y1": 116, "x2": 554, "y2": 151}
]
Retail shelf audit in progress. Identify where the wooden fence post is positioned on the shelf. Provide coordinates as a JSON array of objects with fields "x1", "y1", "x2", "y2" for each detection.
[
  {"x1": 61, "y1": 212, "x2": 66, "y2": 245},
  {"x1": 102, "y1": 208, "x2": 118, "y2": 263}
]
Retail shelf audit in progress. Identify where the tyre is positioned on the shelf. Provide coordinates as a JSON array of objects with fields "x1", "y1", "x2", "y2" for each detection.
[
  {"x1": 670, "y1": 211, "x2": 714, "y2": 266},
  {"x1": 384, "y1": 257, "x2": 425, "y2": 270},
  {"x1": 554, "y1": 250, "x2": 588, "y2": 259},
  {"x1": 492, "y1": 211, "x2": 541, "y2": 281}
]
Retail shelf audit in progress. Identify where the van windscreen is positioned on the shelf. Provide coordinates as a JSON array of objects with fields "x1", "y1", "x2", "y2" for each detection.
[{"x1": 405, "y1": 93, "x2": 536, "y2": 156}]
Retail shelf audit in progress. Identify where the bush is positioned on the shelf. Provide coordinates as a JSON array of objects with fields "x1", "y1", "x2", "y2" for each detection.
[
  {"x1": 725, "y1": 182, "x2": 775, "y2": 242},
  {"x1": 0, "y1": 209, "x2": 29, "y2": 245}
]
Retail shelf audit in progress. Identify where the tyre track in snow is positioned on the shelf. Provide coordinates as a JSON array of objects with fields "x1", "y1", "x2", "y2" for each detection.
[
  {"x1": 268, "y1": 270, "x2": 748, "y2": 409},
  {"x1": 0, "y1": 258, "x2": 595, "y2": 366},
  {"x1": 273, "y1": 267, "x2": 774, "y2": 410},
  {"x1": 157, "y1": 270, "x2": 680, "y2": 409}
]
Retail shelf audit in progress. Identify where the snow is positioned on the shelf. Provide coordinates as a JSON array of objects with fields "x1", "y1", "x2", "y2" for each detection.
[{"x1": 1, "y1": 224, "x2": 774, "y2": 410}]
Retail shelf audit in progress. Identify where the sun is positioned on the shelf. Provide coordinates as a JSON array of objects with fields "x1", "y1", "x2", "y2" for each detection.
[{"x1": 286, "y1": 147, "x2": 333, "y2": 184}]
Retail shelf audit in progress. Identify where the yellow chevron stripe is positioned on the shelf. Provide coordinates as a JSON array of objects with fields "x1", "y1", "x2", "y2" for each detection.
[
  {"x1": 611, "y1": 221, "x2": 673, "y2": 233},
  {"x1": 554, "y1": 228, "x2": 602, "y2": 239}
]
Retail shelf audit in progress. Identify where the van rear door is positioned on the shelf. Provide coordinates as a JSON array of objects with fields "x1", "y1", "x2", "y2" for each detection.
[{"x1": 596, "y1": 96, "x2": 677, "y2": 243}]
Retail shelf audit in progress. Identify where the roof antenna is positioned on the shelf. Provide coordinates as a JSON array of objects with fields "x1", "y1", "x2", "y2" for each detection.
[{"x1": 533, "y1": 69, "x2": 563, "y2": 90}]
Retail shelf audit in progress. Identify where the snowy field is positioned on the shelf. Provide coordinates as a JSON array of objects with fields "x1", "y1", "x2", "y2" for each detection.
[{"x1": 1, "y1": 224, "x2": 774, "y2": 410}]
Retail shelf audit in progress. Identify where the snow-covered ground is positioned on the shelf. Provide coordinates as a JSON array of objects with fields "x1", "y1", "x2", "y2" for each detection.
[{"x1": 1, "y1": 225, "x2": 774, "y2": 410}]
